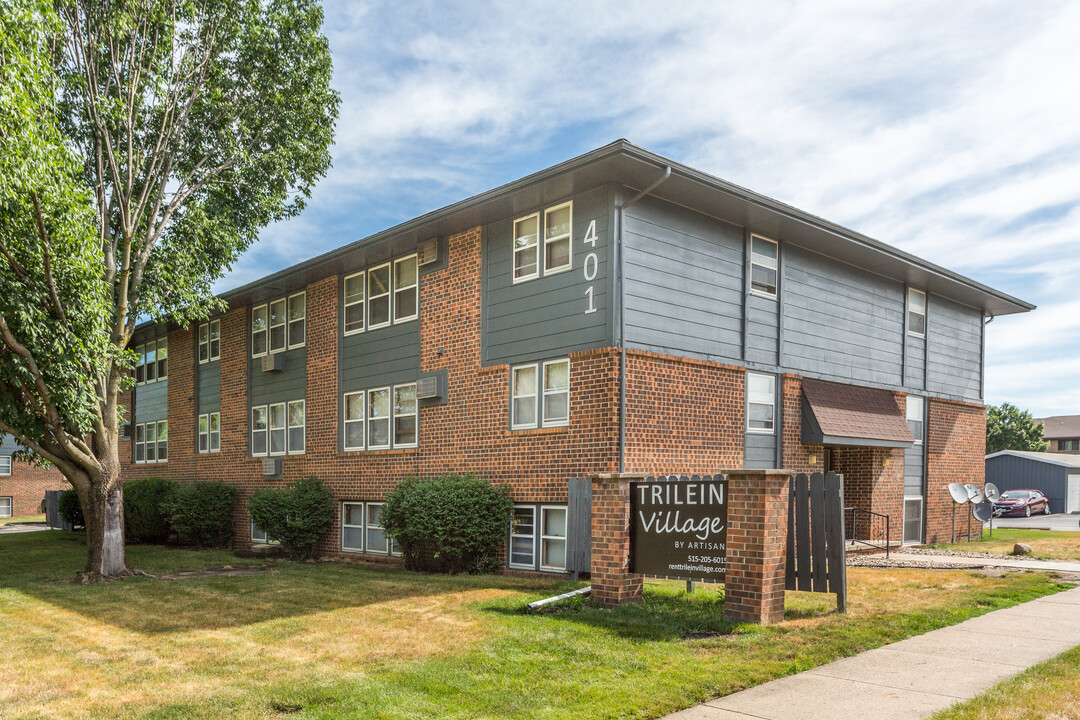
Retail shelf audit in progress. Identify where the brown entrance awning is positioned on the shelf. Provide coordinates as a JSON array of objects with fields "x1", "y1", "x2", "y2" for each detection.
[{"x1": 801, "y1": 378, "x2": 914, "y2": 448}]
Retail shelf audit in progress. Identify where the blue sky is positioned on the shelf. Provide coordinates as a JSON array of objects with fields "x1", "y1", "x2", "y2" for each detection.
[{"x1": 221, "y1": 1, "x2": 1080, "y2": 417}]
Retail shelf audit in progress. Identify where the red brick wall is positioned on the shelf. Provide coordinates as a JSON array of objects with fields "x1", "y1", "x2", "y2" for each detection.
[
  {"x1": 781, "y1": 374, "x2": 825, "y2": 475},
  {"x1": 0, "y1": 460, "x2": 68, "y2": 517},
  {"x1": 590, "y1": 473, "x2": 642, "y2": 607},
  {"x1": 122, "y1": 227, "x2": 622, "y2": 555},
  {"x1": 623, "y1": 350, "x2": 744, "y2": 474},
  {"x1": 926, "y1": 397, "x2": 986, "y2": 544},
  {"x1": 724, "y1": 469, "x2": 789, "y2": 625}
]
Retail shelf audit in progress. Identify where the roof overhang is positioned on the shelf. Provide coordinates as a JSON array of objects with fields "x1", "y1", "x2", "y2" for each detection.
[
  {"x1": 801, "y1": 378, "x2": 914, "y2": 449},
  {"x1": 143, "y1": 139, "x2": 1034, "y2": 327}
]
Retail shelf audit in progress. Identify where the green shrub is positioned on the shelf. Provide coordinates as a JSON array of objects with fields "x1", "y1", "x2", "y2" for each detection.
[
  {"x1": 164, "y1": 481, "x2": 237, "y2": 549},
  {"x1": 58, "y1": 489, "x2": 84, "y2": 529},
  {"x1": 381, "y1": 475, "x2": 513, "y2": 574},
  {"x1": 247, "y1": 476, "x2": 334, "y2": 559},
  {"x1": 123, "y1": 477, "x2": 177, "y2": 544}
]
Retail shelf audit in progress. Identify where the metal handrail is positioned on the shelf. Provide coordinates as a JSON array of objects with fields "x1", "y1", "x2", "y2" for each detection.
[{"x1": 844, "y1": 506, "x2": 891, "y2": 559}]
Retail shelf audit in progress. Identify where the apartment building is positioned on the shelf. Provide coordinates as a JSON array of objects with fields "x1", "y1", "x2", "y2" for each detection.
[
  {"x1": 0, "y1": 435, "x2": 67, "y2": 518},
  {"x1": 119, "y1": 141, "x2": 1032, "y2": 569}
]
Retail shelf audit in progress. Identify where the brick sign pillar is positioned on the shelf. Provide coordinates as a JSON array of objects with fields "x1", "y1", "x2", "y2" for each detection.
[
  {"x1": 723, "y1": 469, "x2": 791, "y2": 625},
  {"x1": 590, "y1": 473, "x2": 646, "y2": 608}
]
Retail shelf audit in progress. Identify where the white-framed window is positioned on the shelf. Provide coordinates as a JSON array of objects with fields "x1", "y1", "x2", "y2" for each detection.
[
  {"x1": 540, "y1": 506, "x2": 568, "y2": 572},
  {"x1": 903, "y1": 497, "x2": 923, "y2": 545},
  {"x1": 543, "y1": 202, "x2": 572, "y2": 275},
  {"x1": 344, "y1": 272, "x2": 365, "y2": 334},
  {"x1": 156, "y1": 420, "x2": 168, "y2": 462},
  {"x1": 134, "y1": 423, "x2": 145, "y2": 463},
  {"x1": 0, "y1": 456, "x2": 11, "y2": 476},
  {"x1": 198, "y1": 412, "x2": 221, "y2": 454},
  {"x1": 288, "y1": 292, "x2": 306, "y2": 348},
  {"x1": 343, "y1": 391, "x2": 365, "y2": 451},
  {"x1": 156, "y1": 338, "x2": 168, "y2": 380},
  {"x1": 144, "y1": 342, "x2": 157, "y2": 383},
  {"x1": 511, "y1": 364, "x2": 538, "y2": 429},
  {"x1": 269, "y1": 402, "x2": 287, "y2": 456},
  {"x1": 209, "y1": 320, "x2": 220, "y2": 361},
  {"x1": 511, "y1": 359, "x2": 570, "y2": 430},
  {"x1": 134, "y1": 344, "x2": 145, "y2": 384},
  {"x1": 366, "y1": 502, "x2": 389, "y2": 555},
  {"x1": 367, "y1": 387, "x2": 391, "y2": 449},
  {"x1": 145, "y1": 422, "x2": 157, "y2": 463},
  {"x1": 907, "y1": 288, "x2": 926, "y2": 337},
  {"x1": 251, "y1": 304, "x2": 268, "y2": 358},
  {"x1": 368, "y1": 263, "x2": 392, "y2": 329},
  {"x1": 906, "y1": 396, "x2": 925, "y2": 444},
  {"x1": 341, "y1": 502, "x2": 365, "y2": 552},
  {"x1": 394, "y1": 255, "x2": 418, "y2": 323},
  {"x1": 251, "y1": 520, "x2": 279, "y2": 546},
  {"x1": 513, "y1": 213, "x2": 540, "y2": 282},
  {"x1": 509, "y1": 505, "x2": 536, "y2": 569},
  {"x1": 393, "y1": 384, "x2": 417, "y2": 447},
  {"x1": 750, "y1": 234, "x2": 778, "y2": 298},
  {"x1": 251, "y1": 406, "x2": 268, "y2": 457},
  {"x1": 198, "y1": 323, "x2": 210, "y2": 364},
  {"x1": 269, "y1": 298, "x2": 287, "y2": 353},
  {"x1": 0, "y1": 496, "x2": 11, "y2": 518},
  {"x1": 288, "y1": 400, "x2": 305, "y2": 455},
  {"x1": 542, "y1": 359, "x2": 570, "y2": 427},
  {"x1": 746, "y1": 372, "x2": 776, "y2": 433}
]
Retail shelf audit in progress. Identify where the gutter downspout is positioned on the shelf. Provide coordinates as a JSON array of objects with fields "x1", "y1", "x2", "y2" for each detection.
[{"x1": 615, "y1": 166, "x2": 672, "y2": 473}]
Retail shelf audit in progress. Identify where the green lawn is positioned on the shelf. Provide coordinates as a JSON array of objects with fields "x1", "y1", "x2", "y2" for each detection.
[
  {"x1": 0, "y1": 514, "x2": 46, "y2": 526},
  {"x1": 931, "y1": 645, "x2": 1080, "y2": 720},
  {"x1": 0, "y1": 531, "x2": 1072, "y2": 720},
  {"x1": 930, "y1": 528, "x2": 1080, "y2": 562}
]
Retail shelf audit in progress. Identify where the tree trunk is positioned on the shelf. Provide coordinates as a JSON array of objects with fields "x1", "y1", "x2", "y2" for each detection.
[{"x1": 76, "y1": 453, "x2": 129, "y2": 582}]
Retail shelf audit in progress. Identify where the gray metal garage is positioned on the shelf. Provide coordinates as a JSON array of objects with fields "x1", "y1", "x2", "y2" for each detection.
[{"x1": 985, "y1": 451, "x2": 1080, "y2": 514}]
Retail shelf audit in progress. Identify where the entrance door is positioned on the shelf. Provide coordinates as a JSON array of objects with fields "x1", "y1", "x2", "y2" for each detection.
[{"x1": 1068, "y1": 472, "x2": 1080, "y2": 514}]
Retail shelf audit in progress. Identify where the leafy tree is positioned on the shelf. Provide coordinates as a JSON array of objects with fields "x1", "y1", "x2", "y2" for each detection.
[
  {"x1": 986, "y1": 403, "x2": 1048, "y2": 454},
  {"x1": 0, "y1": 0, "x2": 338, "y2": 580}
]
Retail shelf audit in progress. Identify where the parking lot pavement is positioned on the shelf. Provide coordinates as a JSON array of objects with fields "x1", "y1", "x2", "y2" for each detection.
[{"x1": 987, "y1": 514, "x2": 1080, "y2": 531}]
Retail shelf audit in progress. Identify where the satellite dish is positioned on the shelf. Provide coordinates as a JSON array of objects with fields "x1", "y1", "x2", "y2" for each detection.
[
  {"x1": 965, "y1": 483, "x2": 984, "y2": 503},
  {"x1": 948, "y1": 483, "x2": 970, "y2": 504},
  {"x1": 972, "y1": 500, "x2": 994, "y2": 522},
  {"x1": 984, "y1": 483, "x2": 1001, "y2": 502}
]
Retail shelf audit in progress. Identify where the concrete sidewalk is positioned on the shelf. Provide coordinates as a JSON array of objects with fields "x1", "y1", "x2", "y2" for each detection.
[
  {"x1": 886, "y1": 551, "x2": 1080, "y2": 574},
  {"x1": 667, "y1": 584, "x2": 1080, "y2": 720}
]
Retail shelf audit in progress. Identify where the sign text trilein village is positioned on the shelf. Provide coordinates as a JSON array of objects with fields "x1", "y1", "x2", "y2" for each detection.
[{"x1": 630, "y1": 475, "x2": 728, "y2": 582}]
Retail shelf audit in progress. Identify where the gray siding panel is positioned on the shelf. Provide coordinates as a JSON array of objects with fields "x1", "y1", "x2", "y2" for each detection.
[
  {"x1": 746, "y1": 294, "x2": 778, "y2": 366},
  {"x1": 340, "y1": 321, "x2": 420, "y2": 392},
  {"x1": 134, "y1": 380, "x2": 168, "y2": 424},
  {"x1": 745, "y1": 433, "x2": 777, "y2": 469},
  {"x1": 197, "y1": 362, "x2": 221, "y2": 415},
  {"x1": 781, "y1": 246, "x2": 905, "y2": 385},
  {"x1": 249, "y1": 347, "x2": 307, "y2": 407},
  {"x1": 0, "y1": 434, "x2": 20, "y2": 454},
  {"x1": 926, "y1": 295, "x2": 982, "y2": 401},
  {"x1": 986, "y1": 456, "x2": 1069, "y2": 514},
  {"x1": 905, "y1": 335, "x2": 926, "y2": 389},
  {"x1": 483, "y1": 185, "x2": 614, "y2": 366},
  {"x1": 623, "y1": 194, "x2": 744, "y2": 362}
]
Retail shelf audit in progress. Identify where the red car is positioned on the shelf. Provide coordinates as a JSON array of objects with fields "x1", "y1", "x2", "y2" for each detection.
[{"x1": 993, "y1": 489, "x2": 1052, "y2": 517}]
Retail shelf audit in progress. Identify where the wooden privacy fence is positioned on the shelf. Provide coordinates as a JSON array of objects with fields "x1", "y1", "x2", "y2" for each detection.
[
  {"x1": 786, "y1": 472, "x2": 847, "y2": 612},
  {"x1": 566, "y1": 477, "x2": 592, "y2": 578}
]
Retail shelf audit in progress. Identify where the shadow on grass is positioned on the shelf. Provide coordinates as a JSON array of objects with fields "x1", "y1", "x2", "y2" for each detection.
[{"x1": 0, "y1": 531, "x2": 563, "y2": 635}]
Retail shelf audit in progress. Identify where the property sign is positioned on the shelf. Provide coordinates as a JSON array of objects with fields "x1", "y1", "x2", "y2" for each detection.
[{"x1": 630, "y1": 475, "x2": 728, "y2": 582}]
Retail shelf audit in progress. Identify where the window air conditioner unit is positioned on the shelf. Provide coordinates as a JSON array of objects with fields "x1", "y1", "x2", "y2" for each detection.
[
  {"x1": 417, "y1": 237, "x2": 439, "y2": 266},
  {"x1": 261, "y1": 458, "x2": 282, "y2": 478},
  {"x1": 416, "y1": 374, "x2": 445, "y2": 400},
  {"x1": 120, "y1": 422, "x2": 131, "y2": 440},
  {"x1": 262, "y1": 353, "x2": 284, "y2": 373}
]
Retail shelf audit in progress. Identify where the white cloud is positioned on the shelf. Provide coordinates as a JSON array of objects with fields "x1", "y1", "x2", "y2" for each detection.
[{"x1": 222, "y1": 0, "x2": 1080, "y2": 415}]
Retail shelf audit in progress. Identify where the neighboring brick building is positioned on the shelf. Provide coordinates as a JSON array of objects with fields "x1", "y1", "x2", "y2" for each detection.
[
  {"x1": 119, "y1": 141, "x2": 1031, "y2": 567},
  {"x1": 1038, "y1": 415, "x2": 1080, "y2": 454},
  {"x1": 0, "y1": 435, "x2": 68, "y2": 518}
]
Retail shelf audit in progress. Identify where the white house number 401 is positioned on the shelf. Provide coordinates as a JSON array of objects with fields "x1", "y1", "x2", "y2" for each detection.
[{"x1": 583, "y1": 220, "x2": 598, "y2": 314}]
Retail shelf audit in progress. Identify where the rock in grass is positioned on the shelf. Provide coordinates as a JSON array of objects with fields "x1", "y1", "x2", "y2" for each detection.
[{"x1": 1012, "y1": 542, "x2": 1033, "y2": 556}]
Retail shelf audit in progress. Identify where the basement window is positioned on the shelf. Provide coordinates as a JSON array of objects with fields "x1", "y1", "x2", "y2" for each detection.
[
  {"x1": 509, "y1": 506, "x2": 536, "y2": 569},
  {"x1": 508, "y1": 503, "x2": 568, "y2": 573},
  {"x1": 907, "y1": 288, "x2": 926, "y2": 337},
  {"x1": 750, "y1": 234, "x2": 778, "y2": 298},
  {"x1": 0, "y1": 497, "x2": 10, "y2": 518},
  {"x1": 540, "y1": 506, "x2": 568, "y2": 571}
]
